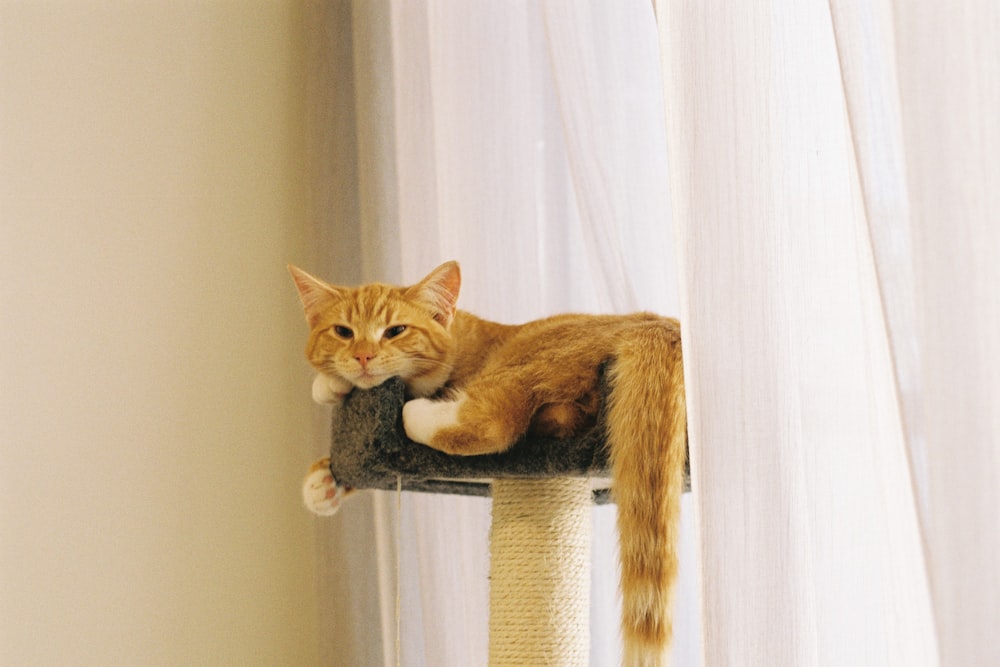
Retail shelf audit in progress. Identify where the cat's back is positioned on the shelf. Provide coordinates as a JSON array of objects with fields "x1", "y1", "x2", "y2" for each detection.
[
  {"x1": 492, "y1": 311, "x2": 678, "y2": 370},
  {"x1": 519, "y1": 309, "x2": 673, "y2": 343}
]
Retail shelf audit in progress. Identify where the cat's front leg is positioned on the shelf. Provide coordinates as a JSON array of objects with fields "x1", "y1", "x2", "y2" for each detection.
[
  {"x1": 403, "y1": 391, "x2": 526, "y2": 456},
  {"x1": 402, "y1": 395, "x2": 464, "y2": 447},
  {"x1": 302, "y1": 457, "x2": 354, "y2": 515},
  {"x1": 312, "y1": 372, "x2": 353, "y2": 404},
  {"x1": 304, "y1": 375, "x2": 354, "y2": 516}
]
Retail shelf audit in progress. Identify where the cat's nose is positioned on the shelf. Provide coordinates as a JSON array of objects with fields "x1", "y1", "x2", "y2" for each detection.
[{"x1": 355, "y1": 353, "x2": 375, "y2": 369}]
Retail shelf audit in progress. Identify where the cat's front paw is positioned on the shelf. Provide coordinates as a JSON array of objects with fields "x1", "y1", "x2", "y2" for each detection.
[
  {"x1": 312, "y1": 373, "x2": 352, "y2": 405},
  {"x1": 302, "y1": 457, "x2": 353, "y2": 516},
  {"x1": 402, "y1": 395, "x2": 463, "y2": 446}
]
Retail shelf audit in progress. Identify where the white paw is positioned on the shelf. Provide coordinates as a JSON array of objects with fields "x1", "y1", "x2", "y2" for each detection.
[
  {"x1": 302, "y1": 463, "x2": 350, "y2": 516},
  {"x1": 312, "y1": 373, "x2": 352, "y2": 404},
  {"x1": 402, "y1": 394, "x2": 463, "y2": 445}
]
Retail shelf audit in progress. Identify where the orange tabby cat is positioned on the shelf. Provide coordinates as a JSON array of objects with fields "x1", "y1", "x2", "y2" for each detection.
[{"x1": 290, "y1": 261, "x2": 687, "y2": 666}]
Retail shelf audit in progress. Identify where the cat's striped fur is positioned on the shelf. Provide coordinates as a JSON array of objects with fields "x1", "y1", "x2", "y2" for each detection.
[{"x1": 291, "y1": 261, "x2": 687, "y2": 666}]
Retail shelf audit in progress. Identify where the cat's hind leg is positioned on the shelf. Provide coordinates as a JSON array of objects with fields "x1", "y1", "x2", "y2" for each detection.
[{"x1": 403, "y1": 384, "x2": 533, "y2": 456}]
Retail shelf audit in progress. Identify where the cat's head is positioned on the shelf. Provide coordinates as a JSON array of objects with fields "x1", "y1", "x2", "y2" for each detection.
[{"x1": 289, "y1": 261, "x2": 461, "y2": 397}]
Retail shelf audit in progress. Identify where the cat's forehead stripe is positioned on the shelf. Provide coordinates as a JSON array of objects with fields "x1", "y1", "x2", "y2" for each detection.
[{"x1": 346, "y1": 286, "x2": 401, "y2": 324}]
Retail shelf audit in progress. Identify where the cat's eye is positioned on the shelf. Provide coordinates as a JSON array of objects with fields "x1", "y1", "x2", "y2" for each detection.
[
  {"x1": 384, "y1": 325, "x2": 407, "y2": 339},
  {"x1": 332, "y1": 325, "x2": 353, "y2": 339}
]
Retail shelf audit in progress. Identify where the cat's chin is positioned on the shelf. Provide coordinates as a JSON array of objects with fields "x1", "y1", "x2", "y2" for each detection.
[{"x1": 350, "y1": 372, "x2": 392, "y2": 390}]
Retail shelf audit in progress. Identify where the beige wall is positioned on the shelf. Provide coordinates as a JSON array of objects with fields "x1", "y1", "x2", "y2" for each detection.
[{"x1": 1, "y1": 3, "x2": 322, "y2": 664}]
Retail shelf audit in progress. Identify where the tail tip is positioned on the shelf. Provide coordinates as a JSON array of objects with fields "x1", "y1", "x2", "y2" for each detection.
[{"x1": 622, "y1": 639, "x2": 669, "y2": 667}]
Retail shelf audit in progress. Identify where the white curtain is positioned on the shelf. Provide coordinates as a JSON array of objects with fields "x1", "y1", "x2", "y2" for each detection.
[
  {"x1": 312, "y1": 1, "x2": 998, "y2": 665},
  {"x1": 325, "y1": 1, "x2": 698, "y2": 665},
  {"x1": 658, "y1": 0, "x2": 999, "y2": 665},
  {"x1": 890, "y1": 5, "x2": 1000, "y2": 663},
  {"x1": 354, "y1": 0, "x2": 697, "y2": 666}
]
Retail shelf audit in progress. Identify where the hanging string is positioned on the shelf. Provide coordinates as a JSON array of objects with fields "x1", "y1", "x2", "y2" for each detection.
[{"x1": 395, "y1": 475, "x2": 402, "y2": 667}]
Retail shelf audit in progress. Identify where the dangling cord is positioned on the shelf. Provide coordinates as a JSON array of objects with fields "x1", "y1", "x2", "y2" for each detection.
[{"x1": 395, "y1": 475, "x2": 402, "y2": 667}]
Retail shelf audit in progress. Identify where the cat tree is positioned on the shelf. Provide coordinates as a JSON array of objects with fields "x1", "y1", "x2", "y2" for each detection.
[{"x1": 328, "y1": 374, "x2": 687, "y2": 665}]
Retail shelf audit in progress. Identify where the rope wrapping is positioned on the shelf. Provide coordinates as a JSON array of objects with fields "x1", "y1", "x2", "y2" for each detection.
[{"x1": 489, "y1": 478, "x2": 592, "y2": 667}]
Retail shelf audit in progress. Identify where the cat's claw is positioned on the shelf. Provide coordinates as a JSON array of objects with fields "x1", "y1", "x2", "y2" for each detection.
[{"x1": 302, "y1": 458, "x2": 351, "y2": 516}]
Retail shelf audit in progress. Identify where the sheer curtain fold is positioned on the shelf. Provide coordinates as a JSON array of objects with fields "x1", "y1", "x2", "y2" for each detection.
[
  {"x1": 891, "y1": 3, "x2": 1000, "y2": 664},
  {"x1": 349, "y1": 2, "x2": 689, "y2": 665},
  {"x1": 658, "y1": 0, "x2": 999, "y2": 664},
  {"x1": 656, "y1": 0, "x2": 938, "y2": 664},
  {"x1": 827, "y1": 0, "x2": 930, "y2": 512},
  {"x1": 320, "y1": 1, "x2": 998, "y2": 664}
]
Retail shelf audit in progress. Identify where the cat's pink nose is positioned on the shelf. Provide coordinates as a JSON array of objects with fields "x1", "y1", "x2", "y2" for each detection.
[{"x1": 355, "y1": 353, "x2": 374, "y2": 369}]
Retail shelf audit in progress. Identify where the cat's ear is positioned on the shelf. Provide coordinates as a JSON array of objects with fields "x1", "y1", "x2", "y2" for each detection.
[
  {"x1": 409, "y1": 261, "x2": 461, "y2": 327},
  {"x1": 288, "y1": 265, "x2": 343, "y2": 328}
]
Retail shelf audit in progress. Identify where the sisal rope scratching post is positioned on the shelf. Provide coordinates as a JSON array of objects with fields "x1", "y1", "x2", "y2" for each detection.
[
  {"x1": 329, "y1": 379, "x2": 689, "y2": 663},
  {"x1": 489, "y1": 478, "x2": 592, "y2": 667}
]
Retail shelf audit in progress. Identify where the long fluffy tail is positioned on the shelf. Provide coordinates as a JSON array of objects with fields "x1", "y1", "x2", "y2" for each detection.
[{"x1": 607, "y1": 318, "x2": 687, "y2": 667}]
